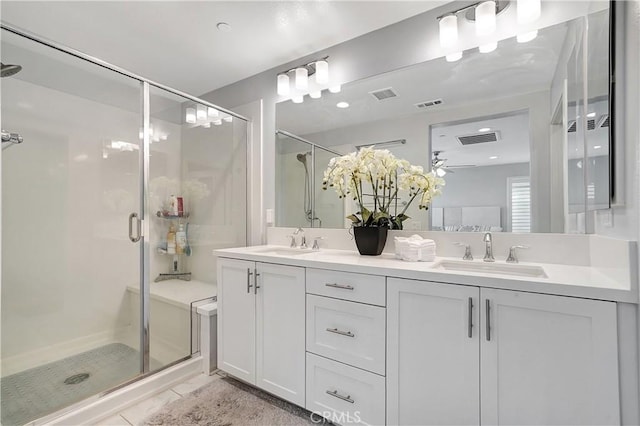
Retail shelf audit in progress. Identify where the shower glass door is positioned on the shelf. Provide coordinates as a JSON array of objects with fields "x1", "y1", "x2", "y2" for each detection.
[{"x1": 1, "y1": 29, "x2": 144, "y2": 425}]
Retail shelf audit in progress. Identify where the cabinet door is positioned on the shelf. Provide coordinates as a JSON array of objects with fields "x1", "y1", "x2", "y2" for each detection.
[
  {"x1": 481, "y1": 288, "x2": 619, "y2": 425},
  {"x1": 387, "y1": 278, "x2": 480, "y2": 426},
  {"x1": 256, "y1": 262, "x2": 306, "y2": 406},
  {"x1": 217, "y1": 258, "x2": 256, "y2": 383}
]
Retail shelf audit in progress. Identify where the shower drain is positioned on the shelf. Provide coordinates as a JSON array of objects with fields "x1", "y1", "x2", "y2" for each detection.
[{"x1": 64, "y1": 373, "x2": 90, "y2": 385}]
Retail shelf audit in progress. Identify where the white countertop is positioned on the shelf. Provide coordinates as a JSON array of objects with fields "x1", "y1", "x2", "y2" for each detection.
[{"x1": 214, "y1": 245, "x2": 637, "y2": 303}]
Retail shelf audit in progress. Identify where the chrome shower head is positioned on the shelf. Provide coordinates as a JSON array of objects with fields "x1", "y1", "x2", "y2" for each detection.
[{"x1": 1, "y1": 63, "x2": 22, "y2": 78}]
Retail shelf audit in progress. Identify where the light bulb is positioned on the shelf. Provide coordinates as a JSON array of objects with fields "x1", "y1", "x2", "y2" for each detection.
[
  {"x1": 439, "y1": 15, "x2": 458, "y2": 48},
  {"x1": 315, "y1": 60, "x2": 329, "y2": 85},
  {"x1": 329, "y1": 85, "x2": 341, "y2": 93},
  {"x1": 517, "y1": 30, "x2": 538, "y2": 43},
  {"x1": 185, "y1": 107, "x2": 196, "y2": 124},
  {"x1": 310, "y1": 91, "x2": 322, "y2": 99},
  {"x1": 476, "y1": 1, "x2": 496, "y2": 36},
  {"x1": 292, "y1": 95, "x2": 304, "y2": 104},
  {"x1": 277, "y1": 74, "x2": 290, "y2": 96},
  {"x1": 207, "y1": 107, "x2": 219, "y2": 117},
  {"x1": 196, "y1": 105, "x2": 207, "y2": 121},
  {"x1": 517, "y1": 0, "x2": 541, "y2": 24},
  {"x1": 295, "y1": 67, "x2": 308, "y2": 90},
  {"x1": 446, "y1": 52, "x2": 462, "y2": 62},
  {"x1": 479, "y1": 42, "x2": 498, "y2": 53}
]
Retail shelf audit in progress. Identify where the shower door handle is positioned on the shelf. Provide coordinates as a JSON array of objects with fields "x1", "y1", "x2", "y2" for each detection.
[{"x1": 129, "y1": 213, "x2": 141, "y2": 243}]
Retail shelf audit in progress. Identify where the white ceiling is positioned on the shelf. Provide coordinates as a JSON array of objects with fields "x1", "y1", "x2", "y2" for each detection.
[{"x1": 0, "y1": 1, "x2": 445, "y2": 96}]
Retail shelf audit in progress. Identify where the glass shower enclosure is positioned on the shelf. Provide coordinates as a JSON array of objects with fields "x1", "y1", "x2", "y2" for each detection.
[
  {"x1": 275, "y1": 130, "x2": 344, "y2": 228},
  {"x1": 0, "y1": 25, "x2": 247, "y2": 425}
]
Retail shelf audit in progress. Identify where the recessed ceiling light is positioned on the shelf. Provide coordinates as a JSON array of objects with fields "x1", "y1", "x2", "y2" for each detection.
[
  {"x1": 336, "y1": 101, "x2": 349, "y2": 109},
  {"x1": 594, "y1": 145, "x2": 602, "y2": 149},
  {"x1": 489, "y1": 156, "x2": 498, "y2": 159},
  {"x1": 217, "y1": 22, "x2": 232, "y2": 32},
  {"x1": 479, "y1": 127, "x2": 491, "y2": 132},
  {"x1": 587, "y1": 112, "x2": 596, "y2": 118}
]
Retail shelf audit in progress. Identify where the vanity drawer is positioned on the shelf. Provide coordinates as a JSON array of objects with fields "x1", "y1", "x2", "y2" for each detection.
[
  {"x1": 306, "y1": 294, "x2": 385, "y2": 375},
  {"x1": 306, "y1": 268, "x2": 386, "y2": 306},
  {"x1": 306, "y1": 352, "x2": 385, "y2": 426}
]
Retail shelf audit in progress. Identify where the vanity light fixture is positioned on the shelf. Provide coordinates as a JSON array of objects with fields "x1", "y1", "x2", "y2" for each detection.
[
  {"x1": 476, "y1": 1, "x2": 497, "y2": 36},
  {"x1": 479, "y1": 41, "x2": 498, "y2": 53},
  {"x1": 315, "y1": 60, "x2": 329, "y2": 85},
  {"x1": 439, "y1": 14, "x2": 458, "y2": 48},
  {"x1": 517, "y1": 0, "x2": 541, "y2": 24},
  {"x1": 295, "y1": 67, "x2": 308, "y2": 90},
  {"x1": 185, "y1": 107, "x2": 196, "y2": 124},
  {"x1": 196, "y1": 105, "x2": 207, "y2": 121},
  {"x1": 310, "y1": 91, "x2": 322, "y2": 99},
  {"x1": 276, "y1": 56, "x2": 332, "y2": 100},
  {"x1": 292, "y1": 95, "x2": 304, "y2": 104},
  {"x1": 517, "y1": 30, "x2": 538, "y2": 43},
  {"x1": 207, "y1": 107, "x2": 219, "y2": 118},
  {"x1": 336, "y1": 101, "x2": 349, "y2": 109},
  {"x1": 446, "y1": 52, "x2": 463, "y2": 62}
]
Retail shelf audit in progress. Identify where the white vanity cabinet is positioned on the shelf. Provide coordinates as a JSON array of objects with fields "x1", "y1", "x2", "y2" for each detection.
[
  {"x1": 217, "y1": 258, "x2": 305, "y2": 406},
  {"x1": 387, "y1": 278, "x2": 481, "y2": 426},
  {"x1": 480, "y1": 288, "x2": 620, "y2": 426},
  {"x1": 388, "y1": 277, "x2": 620, "y2": 426}
]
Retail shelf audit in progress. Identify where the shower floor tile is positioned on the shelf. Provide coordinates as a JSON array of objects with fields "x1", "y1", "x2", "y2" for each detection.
[{"x1": 1, "y1": 343, "x2": 148, "y2": 426}]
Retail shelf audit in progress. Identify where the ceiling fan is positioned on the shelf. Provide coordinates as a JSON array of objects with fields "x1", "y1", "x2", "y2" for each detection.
[{"x1": 432, "y1": 151, "x2": 476, "y2": 176}]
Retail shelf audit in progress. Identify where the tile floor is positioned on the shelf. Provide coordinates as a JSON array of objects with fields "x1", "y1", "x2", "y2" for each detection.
[{"x1": 95, "y1": 372, "x2": 220, "y2": 425}]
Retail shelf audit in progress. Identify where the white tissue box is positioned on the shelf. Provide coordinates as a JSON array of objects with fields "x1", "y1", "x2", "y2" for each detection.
[{"x1": 394, "y1": 235, "x2": 436, "y2": 262}]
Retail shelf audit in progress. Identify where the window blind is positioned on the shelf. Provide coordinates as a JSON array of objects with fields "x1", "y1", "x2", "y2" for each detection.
[{"x1": 509, "y1": 177, "x2": 531, "y2": 233}]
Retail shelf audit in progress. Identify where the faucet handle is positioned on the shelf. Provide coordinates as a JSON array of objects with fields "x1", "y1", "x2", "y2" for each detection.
[
  {"x1": 300, "y1": 235, "x2": 307, "y2": 249},
  {"x1": 506, "y1": 245, "x2": 529, "y2": 263},
  {"x1": 312, "y1": 237, "x2": 325, "y2": 251},
  {"x1": 454, "y1": 242, "x2": 473, "y2": 261},
  {"x1": 287, "y1": 234, "x2": 297, "y2": 248}
]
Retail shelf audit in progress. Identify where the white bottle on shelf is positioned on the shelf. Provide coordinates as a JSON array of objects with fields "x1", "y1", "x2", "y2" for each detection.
[{"x1": 176, "y1": 223, "x2": 187, "y2": 254}]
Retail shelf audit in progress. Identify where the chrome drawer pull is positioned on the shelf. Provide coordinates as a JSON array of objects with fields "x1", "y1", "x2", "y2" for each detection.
[
  {"x1": 325, "y1": 283, "x2": 354, "y2": 290},
  {"x1": 326, "y1": 389, "x2": 354, "y2": 404},
  {"x1": 326, "y1": 327, "x2": 355, "y2": 338}
]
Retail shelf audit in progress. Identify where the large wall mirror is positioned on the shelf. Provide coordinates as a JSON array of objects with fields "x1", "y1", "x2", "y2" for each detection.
[{"x1": 275, "y1": 1, "x2": 613, "y2": 233}]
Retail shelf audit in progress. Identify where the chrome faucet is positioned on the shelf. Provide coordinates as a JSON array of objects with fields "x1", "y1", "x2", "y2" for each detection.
[
  {"x1": 483, "y1": 232, "x2": 495, "y2": 262},
  {"x1": 506, "y1": 245, "x2": 529, "y2": 263},
  {"x1": 293, "y1": 227, "x2": 307, "y2": 249}
]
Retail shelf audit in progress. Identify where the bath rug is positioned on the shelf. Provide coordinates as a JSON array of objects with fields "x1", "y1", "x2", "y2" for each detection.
[{"x1": 144, "y1": 374, "x2": 329, "y2": 425}]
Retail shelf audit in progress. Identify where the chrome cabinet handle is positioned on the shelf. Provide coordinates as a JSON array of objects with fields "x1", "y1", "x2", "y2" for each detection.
[
  {"x1": 254, "y1": 269, "x2": 260, "y2": 294},
  {"x1": 128, "y1": 212, "x2": 141, "y2": 242},
  {"x1": 468, "y1": 297, "x2": 474, "y2": 338},
  {"x1": 326, "y1": 389, "x2": 354, "y2": 404},
  {"x1": 326, "y1": 327, "x2": 355, "y2": 338},
  {"x1": 246, "y1": 268, "x2": 253, "y2": 294},
  {"x1": 485, "y1": 299, "x2": 491, "y2": 341},
  {"x1": 325, "y1": 283, "x2": 354, "y2": 290}
]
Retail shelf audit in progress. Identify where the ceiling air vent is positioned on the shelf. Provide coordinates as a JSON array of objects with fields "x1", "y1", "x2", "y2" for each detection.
[
  {"x1": 456, "y1": 131, "x2": 500, "y2": 146},
  {"x1": 598, "y1": 115, "x2": 609, "y2": 128},
  {"x1": 567, "y1": 120, "x2": 577, "y2": 133},
  {"x1": 587, "y1": 119, "x2": 596, "y2": 131},
  {"x1": 415, "y1": 98, "x2": 443, "y2": 109},
  {"x1": 369, "y1": 87, "x2": 398, "y2": 101}
]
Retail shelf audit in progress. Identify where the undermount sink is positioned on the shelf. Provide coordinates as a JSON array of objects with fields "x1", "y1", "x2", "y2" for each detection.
[
  {"x1": 252, "y1": 247, "x2": 313, "y2": 256},
  {"x1": 433, "y1": 260, "x2": 548, "y2": 278}
]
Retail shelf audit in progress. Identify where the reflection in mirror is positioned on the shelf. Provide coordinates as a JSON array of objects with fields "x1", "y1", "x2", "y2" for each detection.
[
  {"x1": 275, "y1": 131, "x2": 345, "y2": 228},
  {"x1": 430, "y1": 111, "x2": 530, "y2": 232},
  {"x1": 275, "y1": 2, "x2": 611, "y2": 234}
]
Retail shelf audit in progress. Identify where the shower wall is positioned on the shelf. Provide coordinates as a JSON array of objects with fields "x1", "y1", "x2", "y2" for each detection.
[{"x1": 1, "y1": 75, "x2": 143, "y2": 375}]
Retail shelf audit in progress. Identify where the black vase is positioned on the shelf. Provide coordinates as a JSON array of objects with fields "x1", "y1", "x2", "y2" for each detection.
[{"x1": 353, "y1": 226, "x2": 388, "y2": 256}]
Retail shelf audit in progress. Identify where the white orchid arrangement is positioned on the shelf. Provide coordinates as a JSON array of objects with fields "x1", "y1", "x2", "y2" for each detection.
[{"x1": 322, "y1": 147, "x2": 445, "y2": 229}]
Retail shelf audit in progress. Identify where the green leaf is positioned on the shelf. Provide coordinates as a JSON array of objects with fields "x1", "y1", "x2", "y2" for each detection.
[
  {"x1": 395, "y1": 213, "x2": 410, "y2": 222},
  {"x1": 346, "y1": 214, "x2": 361, "y2": 224},
  {"x1": 373, "y1": 211, "x2": 390, "y2": 221},
  {"x1": 360, "y1": 206, "x2": 372, "y2": 224}
]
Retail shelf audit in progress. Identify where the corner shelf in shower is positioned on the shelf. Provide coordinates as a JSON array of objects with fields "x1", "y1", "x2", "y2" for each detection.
[{"x1": 156, "y1": 211, "x2": 190, "y2": 219}]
